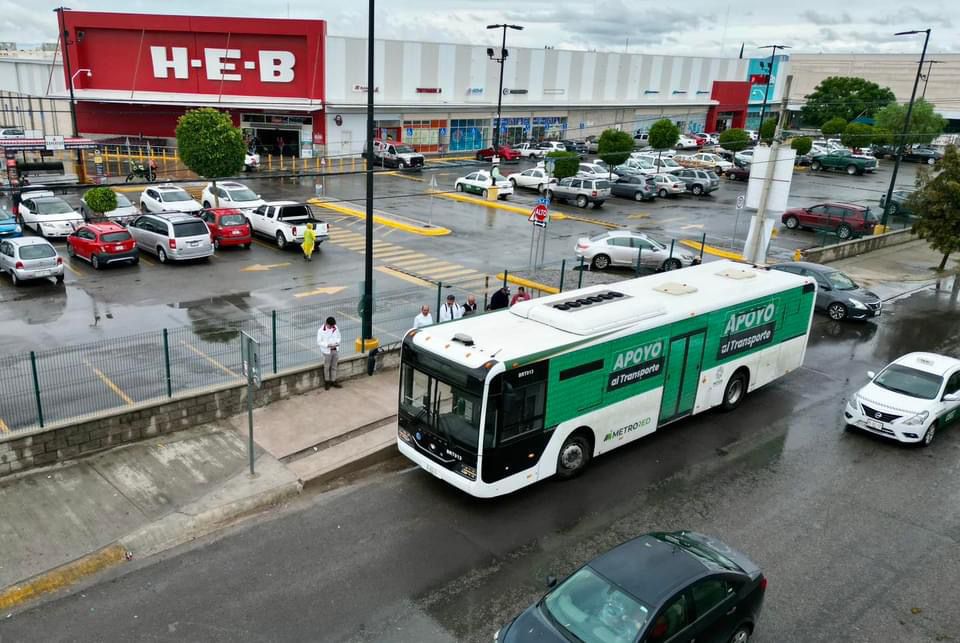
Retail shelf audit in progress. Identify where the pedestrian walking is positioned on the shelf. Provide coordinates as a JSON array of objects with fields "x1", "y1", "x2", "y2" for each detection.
[
  {"x1": 301, "y1": 222, "x2": 317, "y2": 261},
  {"x1": 316, "y1": 316, "x2": 341, "y2": 390},
  {"x1": 488, "y1": 286, "x2": 510, "y2": 311},
  {"x1": 511, "y1": 286, "x2": 532, "y2": 306},
  {"x1": 413, "y1": 305, "x2": 433, "y2": 329},
  {"x1": 439, "y1": 294, "x2": 463, "y2": 322},
  {"x1": 462, "y1": 295, "x2": 478, "y2": 316}
]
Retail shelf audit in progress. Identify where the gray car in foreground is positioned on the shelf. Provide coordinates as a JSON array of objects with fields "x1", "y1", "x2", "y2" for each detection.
[
  {"x1": 770, "y1": 261, "x2": 881, "y2": 321},
  {"x1": 0, "y1": 236, "x2": 64, "y2": 285}
]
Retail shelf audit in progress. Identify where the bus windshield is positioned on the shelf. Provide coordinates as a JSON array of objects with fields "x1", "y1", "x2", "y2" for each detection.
[{"x1": 400, "y1": 363, "x2": 482, "y2": 452}]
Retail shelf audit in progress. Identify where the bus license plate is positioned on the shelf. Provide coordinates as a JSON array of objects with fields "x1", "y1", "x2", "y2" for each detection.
[{"x1": 422, "y1": 462, "x2": 442, "y2": 479}]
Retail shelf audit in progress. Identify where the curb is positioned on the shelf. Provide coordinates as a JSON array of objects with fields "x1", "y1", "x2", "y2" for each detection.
[
  {"x1": 300, "y1": 442, "x2": 399, "y2": 488},
  {"x1": 679, "y1": 239, "x2": 744, "y2": 261},
  {"x1": 496, "y1": 272, "x2": 561, "y2": 295},
  {"x1": 308, "y1": 198, "x2": 450, "y2": 236},
  {"x1": 0, "y1": 478, "x2": 301, "y2": 612}
]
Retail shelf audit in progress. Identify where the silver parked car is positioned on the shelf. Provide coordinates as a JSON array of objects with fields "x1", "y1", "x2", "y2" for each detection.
[
  {"x1": 575, "y1": 230, "x2": 699, "y2": 271},
  {"x1": 127, "y1": 213, "x2": 213, "y2": 263},
  {"x1": 769, "y1": 261, "x2": 882, "y2": 321},
  {"x1": 673, "y1": 168, "x2": 721, "y2": 195},
  {"x1": 0, "y1": 237, "x2": 65, "y2": 285}
]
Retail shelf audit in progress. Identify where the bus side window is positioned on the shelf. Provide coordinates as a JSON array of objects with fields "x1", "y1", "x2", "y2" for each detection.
[{"x1": 500, "y1": 380, "x2": 546, "y2": 443}]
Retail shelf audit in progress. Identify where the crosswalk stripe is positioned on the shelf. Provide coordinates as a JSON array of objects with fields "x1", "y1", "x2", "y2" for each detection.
[
  {"x1": 389, "y1": 257, "x2": 457, "y2": 271},
  {"x1": 448, "y1": 276, "x2": 496, "y2": 291},
  {"x1": 426, "y1": 267, "x2": 479, "y2": 280},
  {"x1": 374, "y1": 249, "x2": 422, "y2": 260},
  {"x1": 375, "y1": 265, "x2": 434, "y2": 288}
]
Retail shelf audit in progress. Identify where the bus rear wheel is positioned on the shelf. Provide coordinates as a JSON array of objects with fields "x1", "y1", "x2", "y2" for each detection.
[
  {"x1": 556, "y1": 433, "x2": 591, "y2": 479},
  {"x1": 721, "y1": 370, "x2": 749, "y2": 412}
]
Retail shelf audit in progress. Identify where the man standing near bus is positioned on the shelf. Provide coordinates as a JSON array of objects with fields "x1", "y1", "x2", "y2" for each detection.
[
  {"x1": 439, "y1": 294, "x2": 463, "y2": 322},
  {"x1": 317, "y1": 316, "x2": 341, "y2": 390},
  {"x1": 413, "y1": 305, "x2": 433, "y2": 329}
]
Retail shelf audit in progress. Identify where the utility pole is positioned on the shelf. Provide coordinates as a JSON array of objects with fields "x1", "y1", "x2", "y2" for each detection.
[
  {"x1": 54, "y1": 6, "x2": 85, "y2": 183},
  {"x1": 880, "y1": 28, "x2": 931, "y2": 230},
  {"x1": 745, "y1": 75, "x2": 792, "y2": 265},
  {"x1": 921, "y1": 59, "x2": 942, "y2": 100},
  {"x1": 360, "y1": 0, "x2": 377, "y2": 353},
  {"x1": 487, "y1": 24, "x2": 523, "y2": 151},
  {"x1": 756, "y1": 44, "x2": 789, "y2": 132}
]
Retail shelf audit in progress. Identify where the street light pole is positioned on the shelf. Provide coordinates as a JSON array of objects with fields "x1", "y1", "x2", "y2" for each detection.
[
  {"x1": 757, "y1": 44, "x2": 789, "y2": 136},
  {"x1": 360, "y1": 0, "x2": 376, "y2": 353},
  {"x1": 487, "y1": 24, "x2": 523, "y2": 150},
  {"x1": 921, "y1": 59, "x2": 942, "y2": 99},
  {"x1": 880, "y1": 28, "x2": 931, "y2": 229},
  {"x1": 54, "y1": 6, "x2": 85, "y2": 182}
]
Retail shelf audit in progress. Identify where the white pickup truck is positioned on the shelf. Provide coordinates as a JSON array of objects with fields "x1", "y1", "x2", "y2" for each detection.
[
  {"x1": 512, "y1": 143, "x2": 545, "y2": 160},
  {"x1": 247, "y1": 201, "x2": 329, "y2": 250}
]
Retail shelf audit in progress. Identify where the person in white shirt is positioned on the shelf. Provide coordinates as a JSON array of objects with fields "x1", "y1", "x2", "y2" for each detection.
[
  {"x1": 438, "y1": 294, "x2": 463, "y2": 323},
  {"x1": 413, "y1": 305, "x2": 433, "y2": 329},
  {"x1": 316, "y1": 316, "x2": 341, "y2": 390}
]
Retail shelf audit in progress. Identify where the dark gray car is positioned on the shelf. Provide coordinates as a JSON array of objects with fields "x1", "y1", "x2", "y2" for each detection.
[
  {"x1": 770, "y1": 261, "x2": 882, "y2": 321},
  {"x1": 673, "y1": 168, "x2": 720, "y2": 195}
]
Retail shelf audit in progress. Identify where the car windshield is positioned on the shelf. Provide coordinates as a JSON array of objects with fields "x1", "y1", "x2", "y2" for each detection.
[
  {"x1": 542, "y1": 567, "x2": 650, "y2": 643},
  {"x1": 824, "y1": 270, "x2": 858, "y2": 290},
  {"x1": 396, "y1": 145, "x2": 415, "y2": 153},
  {"x1": 115, "y1": 193, "x2": 132, "y2": 207},
  {"x1": 227, "y1": 188, "x2": 259, "y2": 201},
  {"x1": 35, "y1": 199, "x2": 75, "y2": 215},
  {"x1": 874, "y1": 364, "x2": 943, "y2": 400},
  {"x1": 655, "y1": 533, "x2": 742, "y2": 572},
  {"x1": 662, "y1": 158, "x2": 679, "y2": 167},
  {"x1": 0, "y1": 210, "x2": 13, "y2": 222},
  {"x1": 220, "y1": 214, "x2": 247, "y2": 226},
  {"x1": 101, "y1": 231, "x2": 131, "y2": 243},
  {"x1": 19, "y1": 244, "x2": 56, "y2": 259},
  {"x1": 161, "y1": 191, "x2": 193, "y2": 202},
  {"x1": 400, "y1": 364, "x2": 483, "y2": 452},
  {"x1": 173, "y1": 221, "x2": 209, "y2": 238}
]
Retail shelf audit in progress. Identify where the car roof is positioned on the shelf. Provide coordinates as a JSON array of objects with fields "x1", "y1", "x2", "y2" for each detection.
[
  {"x1": 771, "y1": 261, "x2": 838, "y2": 274},
  {"x1": 148, "y1": 212, "x2": 200, "y2": 221},
  {"x1": 588, "y1": 535, "x2": 710, "y2": 606},
  {"x1": 822, "y1": 202, "x2": 867, "y2": 210},
  {"x1": 893, "y1": 352, "x2": 960, "y2": 376},
  {"x1": 217, "y1": 181, "x2": 248, "y2": 189},
  {"x1": 264, "y1": 200, "x2": 299, "y2": 206},
  {"x1": 31, "y1": 195, "x2": 69, "y2": 202},
  {"x1": 154, "y1": 184, "x2": 189, "y2": 192},
  {"x1": 205, "y1": 207, "x2": 244, "y2": 215},
  {"x1": 84, "y1": 222, "x2": 127, "y2": 233},
  {"x1": 22, "y1": 189, "x2": 55, "y2": 198},
  {"x1": 8, "y1": 236, "x2": 53, "y2": 246}
]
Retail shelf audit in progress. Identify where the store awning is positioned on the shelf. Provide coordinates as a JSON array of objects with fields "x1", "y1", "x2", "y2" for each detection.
[
  {"x1": 50, "y1": 89, "x2": 324, "y2": 112},
  {"x1": 0, "y1": 137, "x2": 100, "y2": 151}
]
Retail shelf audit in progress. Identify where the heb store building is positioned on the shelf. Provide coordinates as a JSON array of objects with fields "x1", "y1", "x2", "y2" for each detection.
[{"x1": 48, "y1": 10, "x2": 777, "y2": 158}]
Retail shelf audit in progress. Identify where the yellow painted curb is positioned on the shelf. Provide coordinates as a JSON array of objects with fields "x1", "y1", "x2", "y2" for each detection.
[
  {"x1": 496, "y1": 273, "x2": 560, "y2": 295},
  {"x1": 0, "y1": 543, "x2": 128, "y2": 610},
  {"x1": 439, "y1": 191, "x2": 566, "y2": 221},
  {"x1": 308, "y1": 199, "x2": 450, "y2": 236},
  {"x1": 679, "y1": 239, "x2": 744, "y2": 261}
]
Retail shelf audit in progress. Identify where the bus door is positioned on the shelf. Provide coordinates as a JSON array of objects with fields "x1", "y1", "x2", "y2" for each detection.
[{"x1": 659, "y1": 330, "x2": 707, "y2": 423}]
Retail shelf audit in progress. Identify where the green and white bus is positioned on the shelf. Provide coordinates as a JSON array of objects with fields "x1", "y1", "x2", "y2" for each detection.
[{"x1": 397, "y1": 260, "x2": 816, "y2": 497}]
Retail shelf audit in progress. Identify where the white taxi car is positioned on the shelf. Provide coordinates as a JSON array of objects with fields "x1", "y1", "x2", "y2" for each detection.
[
  {"x1": 454, "y1": 170, "x2": 513, "y2": 200},
  {"x1": 17, "y1": 190, "x2": 83, "y2": 237},
  {"x1": 139, "y1": 184, "x2": 202, "y2": 215},
  {"x1": 844, "y1": 352, "x2": 960, "y2": 447},
  {"x1": 506, "y1": 167, "x2": 555, "y2": 193},
  {"x1": 200, "y1": 181, "x2": 265, "y2": 211}
]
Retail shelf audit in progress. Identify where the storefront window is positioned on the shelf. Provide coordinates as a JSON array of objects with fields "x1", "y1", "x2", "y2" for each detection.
[
  {"x1": 450, "y1": 119, "x2": 490, "y2": 152},
  {"x1": 402, "y1": 119, "x2": 445, "y2": 153}
]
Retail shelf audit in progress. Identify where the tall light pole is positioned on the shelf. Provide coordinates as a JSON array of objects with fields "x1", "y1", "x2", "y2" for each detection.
[
  {"x1": 756, "y1": 44, "x2": 789, "y2": 136},
  {"x1": 360, "y1": 0, "x2": 377, "y2": 353},
  {"x1": 921, "y1": 59, "x2": 943, "y2": 99},
  {"x1": 54, "y1": 6, "x2": 85, "y2": 182},
  {"x1": 487, "y1": 24, "x2": 523, "y2": 150},
  {"x1": 880, "y1": 28, "x2": 930, "y2": 229}
]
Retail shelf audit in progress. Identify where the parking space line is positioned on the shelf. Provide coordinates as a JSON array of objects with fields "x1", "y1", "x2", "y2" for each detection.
[
  {"x1": 82, "y1": 359, "x2": 134, "y2": 406},
  {"x1": 63, "y1": 262, "x2": 83, "y2": 277},
  {"x1": 0, "y1": 417, "x2": 9, "y2": 433},
  {"x1": 179, "y1": 341, "x2": 240, "y2": 378},
  {"x1": 252, "y1": 238, "x2": 283, "y2": 252}
]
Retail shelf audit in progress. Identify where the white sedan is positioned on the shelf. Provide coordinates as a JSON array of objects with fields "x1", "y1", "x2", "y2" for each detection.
[
  {"x1": 507, "y1": 168, "x2": 555, "y2": 193},
  {"x1": 80, "y1": 189, "x2": 139, "y2": 224},
  {"x1": 17, "y1": 190, "x2": 83, "y2": 237},
  {"x1": 844, "y1": 352, "x2": 960, "y2": 447},
  {"x1": 675, "y1": 135, "x2": 699, "y2": 149},
  {"x1": 682, "y1": 153, "x2": 733, "y2": 173},
  {"x1": 577, "y1": 162, "x2": 619, "y2": 182},
  {"x1": 140, "y1": 184, "x2": 202, "y2": 214},
  {"x1": 200, "y1": 181, "x2": 265, "y2": 211},
  {"x1": 649, "y1": 173, "x2": 686, "y2": 197},
  {"x1": 454, "y1": 170, "x2": 513, "y2": 199}
]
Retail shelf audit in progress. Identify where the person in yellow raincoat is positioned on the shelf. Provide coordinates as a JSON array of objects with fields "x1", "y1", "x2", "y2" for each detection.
[{"x1": 301, "y1": 223, "x2": 317, "y2": 261}]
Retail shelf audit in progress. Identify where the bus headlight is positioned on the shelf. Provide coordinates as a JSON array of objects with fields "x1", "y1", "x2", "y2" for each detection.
[
  {"x1": 460, "y1": 464, "x2": 477, "y2": 480},
  {"x1": 398, "y1": 427, "x2": 413, "y2": 444}
]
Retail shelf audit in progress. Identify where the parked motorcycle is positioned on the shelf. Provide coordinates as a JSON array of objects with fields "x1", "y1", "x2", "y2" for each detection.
[{"x1": 126, "y1": 160, "x2": 157, "y2": 183}]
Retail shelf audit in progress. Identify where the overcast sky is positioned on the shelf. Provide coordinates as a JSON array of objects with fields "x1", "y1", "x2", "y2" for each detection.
[{"x1": 3, "y1": 0, "x2": 954, "y2": 56}]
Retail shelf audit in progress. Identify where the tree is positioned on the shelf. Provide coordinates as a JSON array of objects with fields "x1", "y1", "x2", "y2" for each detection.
[
  {"x1": 840, "y1": 123, "x2": 875, "y2": 150},
  {"x1": 82, "y1": 187, "x2": 117, "y2": 218},
  {"x1": 820, "y1": 117, "x2": 847, "y2": 138},
  {"x1": 907, "y1": 145, "x2": 960, "y2": 271},
  {"x1": 597, "y1": 128, "x2": 634, "y2": 171},
  {"x1": 874, "y1": 98, "x2": 947, "y2": 146},
  {"x1": 759, "y1": 118, "x2": 777, "y2": 144},
  {"x1": 648, "y1": 119, "x2": 680, "y2": 164},
  {"x1": 872, "y1": 127, "x2": 893, "y2": 146},
  {"x1": 790, "y1": 136, "x2": 813, "y2": 156},
  {"x1": 175, "y1": 108, "x2": 246, "y2": 206},
  {"x1": 800, "y1": 76, "x2": 896, "y2": 126},
  {"x1": 718, "y1": 128, "x2": 750, "y2": 153},
  {"x1": 546, "y1": 150, "x2": 579, "y2": 179}
]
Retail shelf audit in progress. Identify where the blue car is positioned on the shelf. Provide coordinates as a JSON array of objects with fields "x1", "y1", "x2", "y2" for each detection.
[{"x1": 0, "y1": 208, "x2": 22, "y2": 238}]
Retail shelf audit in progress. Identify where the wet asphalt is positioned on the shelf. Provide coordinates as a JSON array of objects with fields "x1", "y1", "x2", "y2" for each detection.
[{"x1": 2, "y1": 280, "x2": 959, "y2": 642}]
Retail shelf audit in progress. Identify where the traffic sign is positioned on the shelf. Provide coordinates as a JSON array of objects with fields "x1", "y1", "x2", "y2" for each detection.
[
  {"x1": 439, "y1": 127, "x2": 447, "y2": 136},
  {"x1": 528, "y1": 202, "x2": 550, "y2": 228},
  {"x1": 240, "y1": 332, "x2": 262, "y2": 389},
  {"x1": 406, "y1": 127, "x2": 414, "y2": 137}
]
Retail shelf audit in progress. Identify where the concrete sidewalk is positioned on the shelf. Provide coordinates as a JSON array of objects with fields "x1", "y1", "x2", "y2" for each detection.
[{"x1": 827, "y1": 239, "x2": 959, "y2": 299}]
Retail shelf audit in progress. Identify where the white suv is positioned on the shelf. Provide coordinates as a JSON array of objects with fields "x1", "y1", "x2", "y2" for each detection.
[
  {"x1": 200, "y1": 181, "x2": 265, "y2": 212},
  {"x1": 140, "y1": 184, "x2": 202, "y2": 215}
]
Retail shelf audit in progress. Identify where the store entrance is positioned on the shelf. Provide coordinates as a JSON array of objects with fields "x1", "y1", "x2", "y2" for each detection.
[{"x1": 250, "y1": 127, "x2": 301, "y2": 156}]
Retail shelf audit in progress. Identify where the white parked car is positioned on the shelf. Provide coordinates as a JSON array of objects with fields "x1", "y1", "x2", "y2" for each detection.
[
  {"x1": 454, "y1": 170, "x2": 513, "y2": 199},
  {"x1": 17, "y1": 190, "x2": 83, "y2": 237},
  {"x1": 201, "y1": 181, "x2": 266, "y2": 212},
  {"x1": 744, "y1": 130, "x2": 758, "y2": 142},
  {"x1": 506, "y1": 167, "x2": 555, "y2": 193},
  {"x1": 681, "y1": 152, "x2": 733, "y2": 173},
  {"x1": 675, "y1": 135, "x2": 699, "y2": 149},
  {"x1": 140, "y1": 184, "x2": 202, "y2": 215},
  {"x1": 577, "y1": 162, "x2": 619, "y2": 181},
  {"x1": 574, "y1": 230, "x2": 699, "y2": 271},
  {"x1": 735, "y1": 150, "x2": 755, "y2": 166},
  {"x1": 80, "y1": 190, "x2": 139, "y2": 224},
  {"x1": 636, "y1": 154, "x2": 682, "y2": 173},
  {"x1": 618, "y1": 157, "x2": 658, "y2": 175},
  {"x1": 0, "y1": 237, "x2": 64, "y2": 285},
  {"x1": 649, "y1": 173, "x2": 686, "y2": 197},
  {"x1": 844, "y1": 352, "x2": 960, "y2": 447},
  {"x1": 244, "y1": 151, "x2": 260, "y2": 171}
]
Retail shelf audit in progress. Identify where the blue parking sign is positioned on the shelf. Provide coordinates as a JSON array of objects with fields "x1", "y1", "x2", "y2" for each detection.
[
  {"x1": 439, "y1": 127, "x2": 447, "y2": 136},
  {"x1": 406, "y1": 127, "x2": 414, "y2": 136}
]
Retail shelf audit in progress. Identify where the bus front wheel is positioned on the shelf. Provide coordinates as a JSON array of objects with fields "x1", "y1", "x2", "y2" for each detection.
[
  {"x1": 721, "y1": 369, "x2": 749, "y2": 412},
  {"x1": 556, "y1": 433, "x2": 592, "y2": 479}
]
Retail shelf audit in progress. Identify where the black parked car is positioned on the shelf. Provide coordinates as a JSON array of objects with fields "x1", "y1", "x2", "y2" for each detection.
[
  {"x1": 770, "y1": 261, "x2": 882, "y2": 321},
  {"x1": 611, "y1": 175, "x2": 657, "y2": 201},
  {"x1": 902, "y1": 145, "x2": 943, "y2": 165},
  {"x1": 878, "y1": 188, "x2": 916, "y2": 218},
  {"x1": 560, "y1": 139, "x2": 588, "y2": 159},
  {"x1": 496, "y1": 531, "x2": 766, "y2": 643}
]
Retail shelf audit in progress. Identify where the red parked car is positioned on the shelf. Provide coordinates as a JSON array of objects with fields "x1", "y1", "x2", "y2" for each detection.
[
  {"x1": 781, "y1": 202, "x2": 878, "y2": 241},
  {"x1": 66, "y1": 222, "x2": 139, "y2": 269},
  {"x1": 687, "y1": 133, "x2": 708, "y2": 146},
  {"x1": 474, "y1": 145, "x2": 520, "y2": 162},
  {"x1": 198, "y1": 208, "x2": 252, "y2": 249}
]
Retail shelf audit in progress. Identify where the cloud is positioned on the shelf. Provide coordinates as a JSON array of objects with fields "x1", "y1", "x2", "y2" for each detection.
[
  {"x1": 868, "y1": 8, "x2": 951, "y2": 28},
  {"x1": 800, "y1": 10, "x2": 853, "y2": 26}
]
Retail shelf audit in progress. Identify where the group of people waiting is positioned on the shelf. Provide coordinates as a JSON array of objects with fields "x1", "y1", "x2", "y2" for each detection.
[{"x1": 412, "y1": 286, "x2": 531, "y2": 329}]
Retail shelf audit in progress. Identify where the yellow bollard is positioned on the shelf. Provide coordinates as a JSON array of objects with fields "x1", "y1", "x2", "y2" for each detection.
[
  {"x1": 315, "y1": 155, "x2": 320, "y2": 171},
  {"x1": 162, "y1": 148, "x2": 168, "y2": 172},
  {"x1": 351, "y1": 157, "x2": 356, "y2": 172},
  {"x1": 280, "y1": 154, "x2": 285, "y2": 171},
  {"x1": 267, "y1": 154, "x2": 272, "y2": 171},
  {"x1": 293, "y1": 156, "x2": 298, "y2": 172}
]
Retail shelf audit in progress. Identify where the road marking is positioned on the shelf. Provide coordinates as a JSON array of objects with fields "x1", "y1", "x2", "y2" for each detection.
[
  {"x1": 310, "y1": 199, "x2": 449, "y2": 236},
  {"x1": 428, "y1": 267, "x2": 479, "y2": 280},
  {"x1": 63, "y1": 262, "x2": 83, "y2": 277},
  {"x1": 384, "y1": 171, "x2": 425, "y2": 182},
  {"x1": 0, "y1": 417, "x2": 9, "y2": 433},
  {"x1": 373, "y1": 249, "x2": 422, "y2": 260},
  {"x1": 240, "y1": 262, "x2": 291, "y2": 272},
  {"x1": 390, "y1": 257, "x2": 457, "y2": 271},
  {"x1": 293, "y1": 286, "x2": 347, "y2": 299},
  {"x1": 680, "y1": 223, "x2": 705, "y2": 230},
  {"x1": 82, "y1": 359, "x2": 134, "y2": 406},
  {"x1": 375, "y1": 266, "x2": 435, "y2": 288},
  {"x1": 679, "y1": 239, "x2": 743, "y2": 260},
  {"x1": 657, "y1": 217, "x2": 684, "y2": 224},
  {"x1": 382, "y1": 229, "x2": 396, "y2": 238},
  {"x1": 252, "y1": 238, "x2": 283, "y2": 252},
  {"x1": 179, "y1": 341, "x2": 239, "y2": 378},
  {"x1": 628, "y1": 213, "x2": 650, "y2": 219}
]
